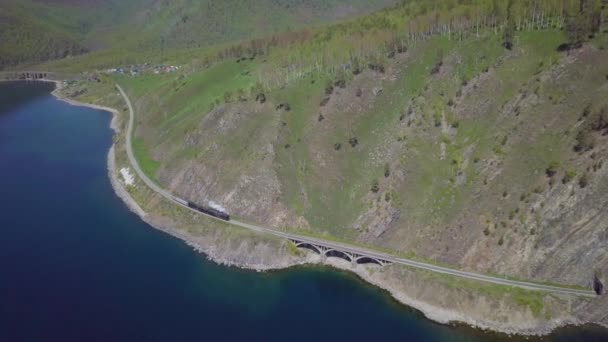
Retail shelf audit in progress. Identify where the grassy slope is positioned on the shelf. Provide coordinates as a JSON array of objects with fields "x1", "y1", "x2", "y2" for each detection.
[
  {"x1": 118, "y1": 59, "x2": 257, "y2": 172},
  {"x1": 0, "y1": 0, "x2": 155, "y2": 69}
]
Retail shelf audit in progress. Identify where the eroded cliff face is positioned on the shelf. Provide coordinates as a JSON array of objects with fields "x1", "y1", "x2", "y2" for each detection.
[
  {"x1": 155, "y1": 101, "x2": 307, "y2": 229},
  {"x1": 342, "y1": 45, "x2": 608, "y2": 291},
  {"x1": 440, "y1": 46, "x2": 608, "y2": 287}
]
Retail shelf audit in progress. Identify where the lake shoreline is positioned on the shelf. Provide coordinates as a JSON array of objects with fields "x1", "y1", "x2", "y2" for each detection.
[{"x1": 45, "y1": 79, "x2": 604, "y2": 338}]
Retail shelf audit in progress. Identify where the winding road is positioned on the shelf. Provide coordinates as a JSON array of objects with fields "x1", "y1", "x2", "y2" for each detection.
[{"x1": 116, "y1": 84, "x2": 597, "y2": 298}]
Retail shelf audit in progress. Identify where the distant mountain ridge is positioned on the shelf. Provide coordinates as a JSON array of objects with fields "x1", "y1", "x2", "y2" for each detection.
[{"x1": 1, "y1": 0, "x2": 395, "y2": 69}]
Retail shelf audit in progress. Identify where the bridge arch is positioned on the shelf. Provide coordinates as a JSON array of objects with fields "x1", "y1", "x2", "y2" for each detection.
[
  {"x1": 356, "y1": 257, "x2": 384, "y2": 266},
  {"x1": 294, "y1": 242, "x2": 322, "y2": 255},
  {"x1": 325, "y1": 249, "x2": 352, "y2": 262}
]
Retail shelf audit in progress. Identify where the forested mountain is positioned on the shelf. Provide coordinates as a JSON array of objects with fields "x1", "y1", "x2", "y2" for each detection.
[
  {"x1": 113, "y1": 0, "x2": 396, "y2": 51},
  {"x1": 0, "y1": 0, "x2": 395, "y2": 69},
  {"x1": 0, "y1": 0, "x2": 153, "y2": 69},
  {"x1": 0, "y1": 1, "x2": 83, "y2": 69}
]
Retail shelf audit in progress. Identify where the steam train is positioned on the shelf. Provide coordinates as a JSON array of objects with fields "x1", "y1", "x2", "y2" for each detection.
[
  {"x1": 171, "y1": 196, "x2": 230, "y2": 221},
  {"x1": 187, "y1": 201, "x2": 230, "y2": 221}
]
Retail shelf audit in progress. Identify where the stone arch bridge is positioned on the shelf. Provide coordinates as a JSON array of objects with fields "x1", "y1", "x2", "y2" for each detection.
[{"x1": 289, "y1": 239, "x2": 392, "y2": 266}]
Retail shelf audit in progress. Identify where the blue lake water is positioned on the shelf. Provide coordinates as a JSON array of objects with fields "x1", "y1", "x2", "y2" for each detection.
[{"x1": 0, "y1": 81, "x2": 606, "y2": 341}]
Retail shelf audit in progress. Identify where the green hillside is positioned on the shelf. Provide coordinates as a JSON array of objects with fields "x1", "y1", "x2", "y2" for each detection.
[
  {"x1": 0, "y1": 0, "x2": 154, "y2": 69},
  {"x1": 0, "y1": 1, "x2": 85, "y2": 69},
  {"x1": 1, "y1": 0, "x2": 395, "y2": 69}
]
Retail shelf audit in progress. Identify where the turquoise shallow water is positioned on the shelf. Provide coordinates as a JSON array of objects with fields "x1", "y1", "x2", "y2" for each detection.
[{"x1": 0, "y1": 81, "x2": 606, "y2": 341}]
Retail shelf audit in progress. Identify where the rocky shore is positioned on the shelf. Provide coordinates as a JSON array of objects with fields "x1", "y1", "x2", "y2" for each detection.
[{"x1": 49, "y1": 80, "x2": 606, "y2": 338}]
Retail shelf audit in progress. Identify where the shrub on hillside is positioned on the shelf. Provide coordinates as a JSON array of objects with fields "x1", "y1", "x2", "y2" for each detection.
[
  {"x1": 591, "y1": 106, "x2": 608, "y2": 132},
  {"x1": 592, "y1": 161, "x2": 603, "y2": 172},
  {"x1": 237, "y1": 88, "x2": 247, "y2": 101},
  {"x1": 351, "y1": 57, "x2": 362, "y2": 75},
  {"x1": 546, "y1": 161, "x2": 560, "y2": 177},
  {"x1": 368, "y1": 63, "x2": 385, "y2": 74},
  {"x1": 276, "y1": 103, "x2": 291, "y2": 111},
  {"x1": 430, "y1": 60, "x2": 442, "y2": 75},
  {"x1": 223, "y1": 91, "x2": 233, "y2": 103},
  {"x1": 562, "y1": 170, "x2": 577, "y2": 184},
  {"x1": 533, "y1": 184, "x2": 545, "y2": 194},
  {"x1": 574, "y1": 129, "x2": 596, "y2": 153},
  {"x1": 573, "y1": 106, "x2": 608, "y2": 153},
  {"x1": 371, "y1": 179, "x2": 379, "y2": 193},
  {"x1": 255, "y1": 93, "x2": 266, "y2": 103},
  {"x1": 579, "y1": 173, "x2": 590, "y2": 188},
  {"x1": 581, "y1": 104, "x2": 592, "y2": 119},
  {"x1": 325, "y1": 82, "x2": 334, "y2": 95}
]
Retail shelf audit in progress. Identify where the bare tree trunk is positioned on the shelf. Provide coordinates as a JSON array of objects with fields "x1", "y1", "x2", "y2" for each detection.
[{"x1": 540, "y1": 13, "x2": 546, "y2": 30}]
